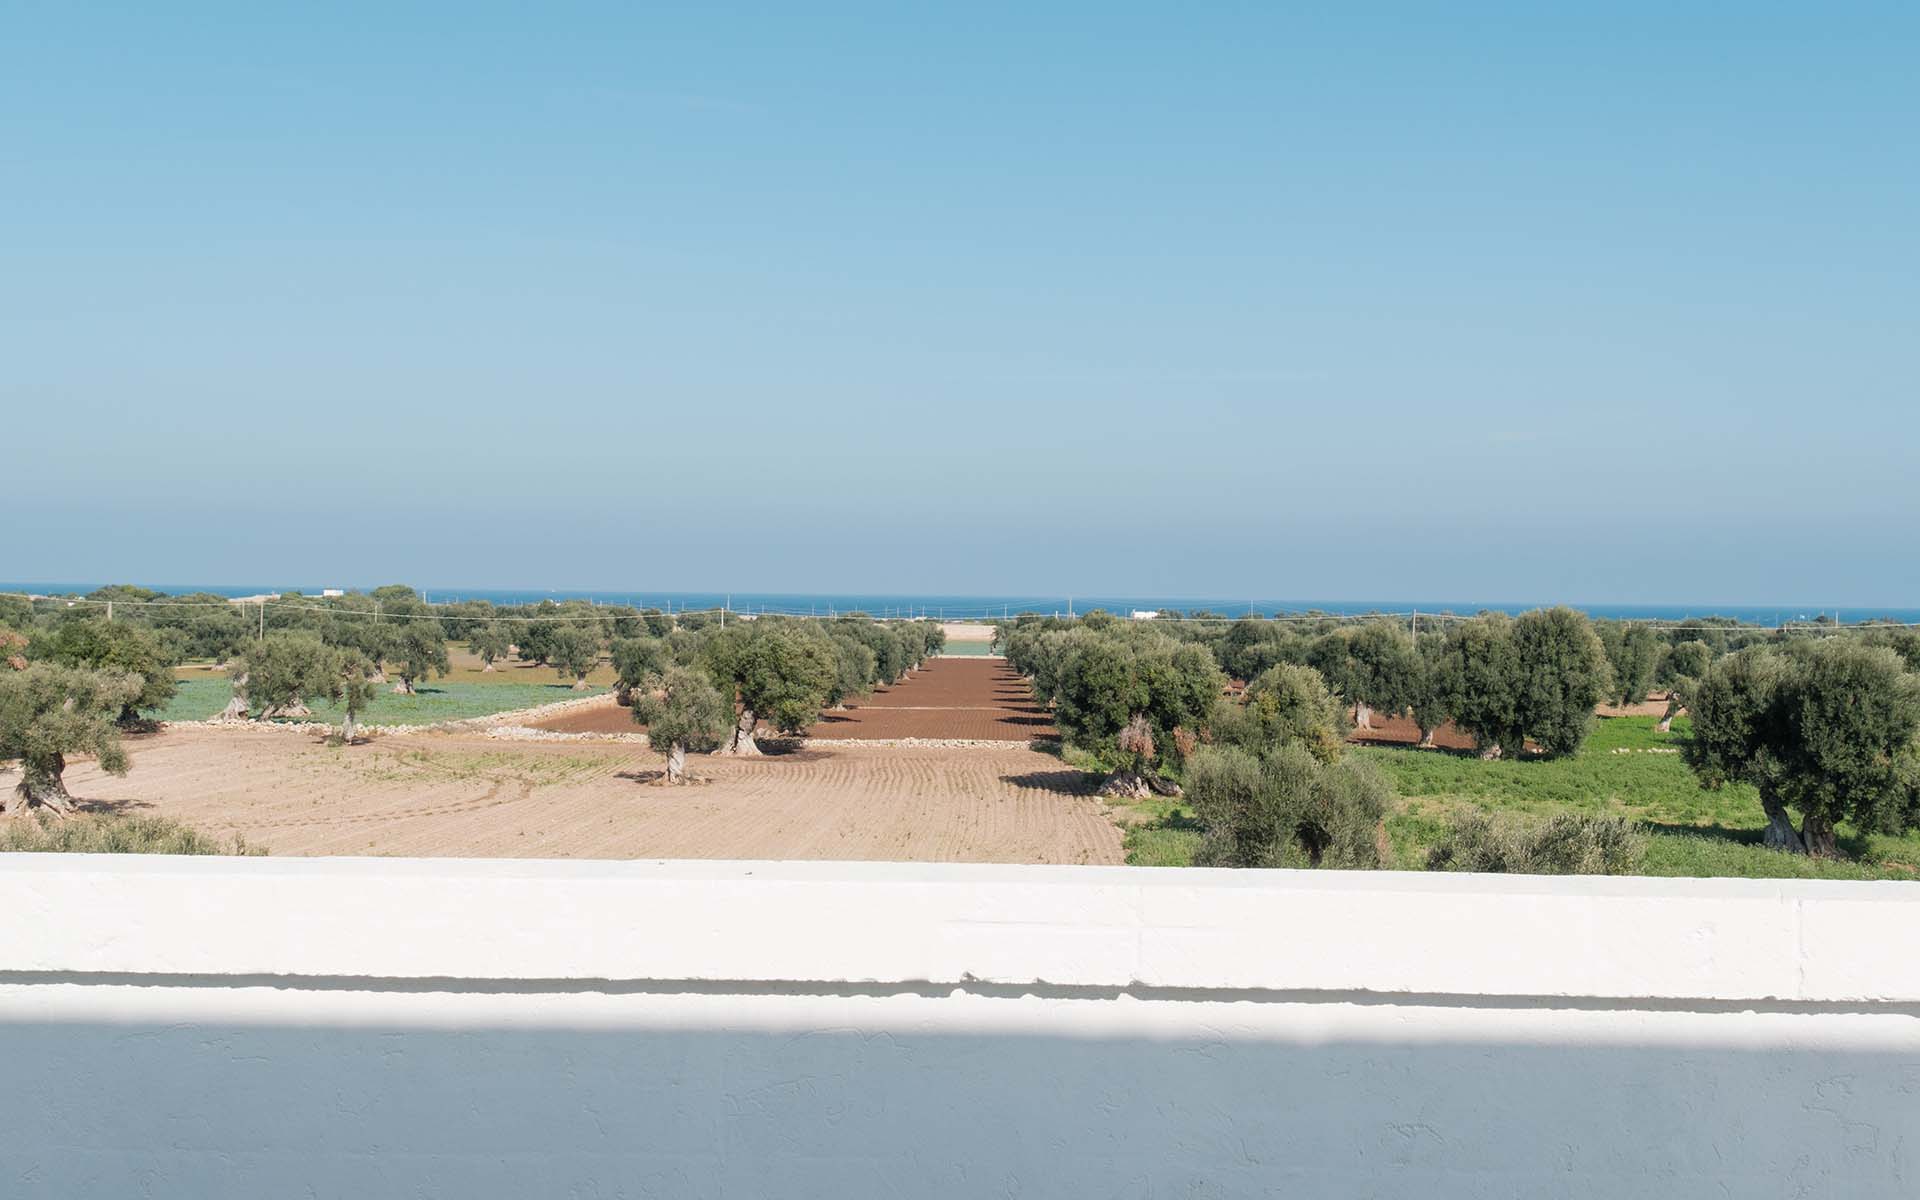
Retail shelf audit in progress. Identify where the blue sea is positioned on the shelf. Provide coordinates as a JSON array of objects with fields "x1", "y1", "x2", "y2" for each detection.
[{"x1": 4, "y1": 584, "x2": 1912, "y2": 628}]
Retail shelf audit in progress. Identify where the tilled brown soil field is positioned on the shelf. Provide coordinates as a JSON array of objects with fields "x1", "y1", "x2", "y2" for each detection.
[
  {"x1": 526, "y1": 657, "x2": 1056, "y2": 742},
  {"x1": 810, "y1": 658, "x2": 1055, "y2": 741},
  {"x1": 21, "y1": 725, "x2": 1119, "y2": 863},
  {"x1": 1348, "y1": 694, "x2": 1672, "y2": 750},
  {"x1": 1346, "y1": 712, "x2": 1480, "y2": 752}
]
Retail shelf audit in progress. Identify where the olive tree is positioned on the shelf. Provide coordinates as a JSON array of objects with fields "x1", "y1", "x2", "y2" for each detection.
[
  {"x1": 1659, "y1": 640, "x2": 1714, "y2": 689},
  {"x1": 1510, "y1": 606, "x2": 1612, "y2": 757},
  {"x1": 30, "y1": 618, "x2": 177, "y2": 724},
  {"x1": 1431, "y1": 608, "x2": 1610, "y2": 759},
  {"x1": 1686, "y1": 640, "x2": 1920, "y2": 857},
  {"x1": 467, "y1": 622, "x2": 512, "y2": 672},
  {"x1": 1432, "y1": 613, "x2": 1525, "y2": 758},
  {"x1": 1051, "y1": 634, "x2": 1223, "y2": 796},
  {"x1": 1598, "y1": 621, "x2": 1660, "y2": 707},
  {"x1": 702, "y1": 621, "x2": 837, "y2": 755},
  {"x1": 547, "y1": 625, "x2": 602, "y2": 689},
  {"x1": 147, "y1": 593, "x2": 250, "y2": 663},
  {"x1": 631, "y1": 665, "x2": 731, "y2": 783},
  {"x1": 1186, "y1": 742, "x2": 1390, "y2": 869},
  {"x1": 826, "y1": 637, "x2": 878, "y2": 709},
  {"x1": 1656, "y1": 640, "x2": 1714, "y2": 732},
  {"x1": 611, "y1": 636, "x2": 671, "y2": 705},
  {"x1": 387, "y1": 615, "x2": 452, "y2": 695},
  {"x1": 233, "y1": 633, "x2": 336, "y2": 720},
  {"x1": 1213, "y1": 663, "x2": 1347, "y2": 764},
  {"x1": 1215, "y1": 618, "x2": 1306, "y2": 682},
  {"x1": 326, "y1": 651, "x2": 379, "y2": 742},
  {"x1": 1317, "y1": 622, "x2": 1420, "y2": 730},
  {"x1": 0, "y1": 664, "x2": 140, "y2": 813},
  {"x1": 1405, "y1": 631, "x2": 1451, "y2": 747}
]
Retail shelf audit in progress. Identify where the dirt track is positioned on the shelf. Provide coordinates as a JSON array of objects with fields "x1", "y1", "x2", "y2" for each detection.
[
  {"x1": 527, "y1": 657, "x2": 1057, "y2": 742},
  {"x1": 22, "y1": 725, "x2": 1121, "y2": 864}
]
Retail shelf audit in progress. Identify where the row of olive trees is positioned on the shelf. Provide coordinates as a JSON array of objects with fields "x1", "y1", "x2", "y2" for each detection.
[
  {"x1": 1006, "y1": 607, "x2": 1920, "y2": 863},
  {"x1": 1000, "y1": 616, "x2": 1392, "y2": 865},
  {"x1": 1006, "y1": 607, "x2": 1622, "y2": 761},
  {"x1": 610, "y1": 616, "x2": 945, "y2": 780},
  {"x1": 0, "y1": 607, "x2": 945, "y2": 804}
]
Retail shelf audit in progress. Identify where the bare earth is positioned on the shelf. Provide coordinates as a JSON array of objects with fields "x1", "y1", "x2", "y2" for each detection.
[
  {"x1": 529, "y1": 657, "x2": 1057, "y2": 741},
  {"x1": 21, "y1": 726, "x2": 1122, "y2": 864}
]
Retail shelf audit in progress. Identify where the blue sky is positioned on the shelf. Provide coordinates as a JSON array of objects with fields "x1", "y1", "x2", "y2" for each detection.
[{"x1": 5, "y1": 2, "x2": 1917, "y2": 603}]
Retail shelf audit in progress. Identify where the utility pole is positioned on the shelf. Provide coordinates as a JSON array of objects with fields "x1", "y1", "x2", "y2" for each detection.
[
  {"x1": 1411, "y1": 608, "x2": 1418, "y2": 638},
  {"x1": 258, "y1": 600, "x2": 266, "y2": 642},
  {"x1": 106, "y1": 600, "x2": 113, "y2": 622}
]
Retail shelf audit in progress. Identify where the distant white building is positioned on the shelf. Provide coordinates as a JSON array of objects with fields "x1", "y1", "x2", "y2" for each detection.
[
  {"x1": 321, "y1": 589, "x2": 345, "y2": 598},
  {"x1": 1130, "y1": 610, "x2": 1161, "y2": 621}
]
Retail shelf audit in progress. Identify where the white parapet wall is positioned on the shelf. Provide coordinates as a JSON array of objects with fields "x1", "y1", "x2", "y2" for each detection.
[{"x1": 0, "y1": 857, "x2": 1916, "y2": 1197}]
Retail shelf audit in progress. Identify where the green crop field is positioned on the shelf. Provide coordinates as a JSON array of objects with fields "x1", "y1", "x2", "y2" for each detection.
[
  {"x1": 1117, "y1": 715, "x2": 1920, "y2": 880},
  {"x1": 937, "y1": 641, "x2": 998, "y2": 656},
  {"x1": 157, "y1": 677, "x2": 604, "y2": 726}
]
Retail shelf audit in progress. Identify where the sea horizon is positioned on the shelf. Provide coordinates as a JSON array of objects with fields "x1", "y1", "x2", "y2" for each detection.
[{"x1": 3, "y1": 582, "x2": 1910, "y2": 627}]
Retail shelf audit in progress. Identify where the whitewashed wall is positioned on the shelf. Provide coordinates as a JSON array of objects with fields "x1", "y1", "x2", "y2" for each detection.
[{"x1": 0, "y1": 856, "x2": 1915, "y2": 1197}]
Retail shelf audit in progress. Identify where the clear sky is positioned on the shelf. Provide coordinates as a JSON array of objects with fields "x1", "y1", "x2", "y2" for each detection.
[{"x1": 5, "y1": 2, "x2": 1916, "y2": 603}]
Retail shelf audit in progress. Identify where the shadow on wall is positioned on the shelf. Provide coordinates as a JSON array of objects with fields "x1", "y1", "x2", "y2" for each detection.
[{"x1": 1, "y1": 994, "x2": 1914, "y2": 1197}]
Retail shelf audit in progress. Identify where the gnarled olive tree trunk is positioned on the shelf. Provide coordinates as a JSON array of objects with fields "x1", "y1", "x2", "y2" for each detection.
[
  {"x1": 215, "y1": 674, "x2": 250, "y2": 722},
  {"x1": 1657, "y1": 693, "x2": 1683, "y2": 733},
  {"x1": 1759, "y1": 787, "x2": 1806, "y2": 854},
  {"x1": 7, "y1": 754, "x2": 76, "y2": 816},
  {"x1": 664, "y1": 741, "x2": 687, "y2": 783},
  {"x1": 714, "y1": 707, "x2": 760, "y2": 756},
  {"x1": 1354, "y1": 702, "x2": 1374, "y2": 731},
  {"x1": 1799, "y1": 811, "x2": 1837, "y2": 858}
]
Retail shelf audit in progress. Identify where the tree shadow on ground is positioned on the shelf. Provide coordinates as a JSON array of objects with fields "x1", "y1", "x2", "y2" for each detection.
[
  {"x1": 1641, "y1": 820, "x2": 1875, "y2": 860},
  {"x1": 1143, "y1": 810, "x2": 1204, "y2": 832},
  {"x1": 71, "y1": 795, "x2": 155, "y2": 815},
  {"x1": 615, "y1": 769, "x2": 711, "y2": 787},
  {"x1": 754, "y1": 740, "x2": 829, "y2": 761},
  {"x1": 1000, "y1": 769, "x2": 1101, "y2": 797}
]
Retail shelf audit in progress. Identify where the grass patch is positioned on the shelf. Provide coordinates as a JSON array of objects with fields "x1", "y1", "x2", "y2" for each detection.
[
  {"x1": 325, "y1": 745, "x2": 610, "y2": 787},
  {"x1": 1124, "y1": 823, "x2": 1204, "y2": 867},
  {"x1": 937, "y1": 642, "x2": 999, "y2": 657},
  {"x1": 1110, "y1": 715, "x2": 1920, "y2": 878},
  {"x1": 1, "y1": 812, "x2": 262, "y2": 855},
  {"x1": 154, "y1": 678, "x2": 605, "y2": 726}
]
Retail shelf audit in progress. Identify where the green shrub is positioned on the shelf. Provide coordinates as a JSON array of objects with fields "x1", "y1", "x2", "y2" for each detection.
[
  {"x1": 0, "y1": 812, "x2": 262, "y2": 855},
  {"x1": 1188, "y1": 743, "x2": 1390, "y2": 869},
  {"x1": 1214, "y1": 663, "x2": 1347, "y2": 764},
  {"x1": 1427, "y1": 811, "x2": 1644, "y2": 875}
]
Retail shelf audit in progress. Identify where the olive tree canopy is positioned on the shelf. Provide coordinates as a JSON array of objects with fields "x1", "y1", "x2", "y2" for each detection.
[
  {"x1": 1686, "y1": 639, "x2": 1920, "y2": 857},
  {"x1": 0, "y1": 663, "x2": 140, "y2": 813}
]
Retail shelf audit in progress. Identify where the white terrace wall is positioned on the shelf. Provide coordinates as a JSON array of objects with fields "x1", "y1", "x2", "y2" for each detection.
[{"x1": 1, "y1": 857, "x2": 1916, "y2": 1198}]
